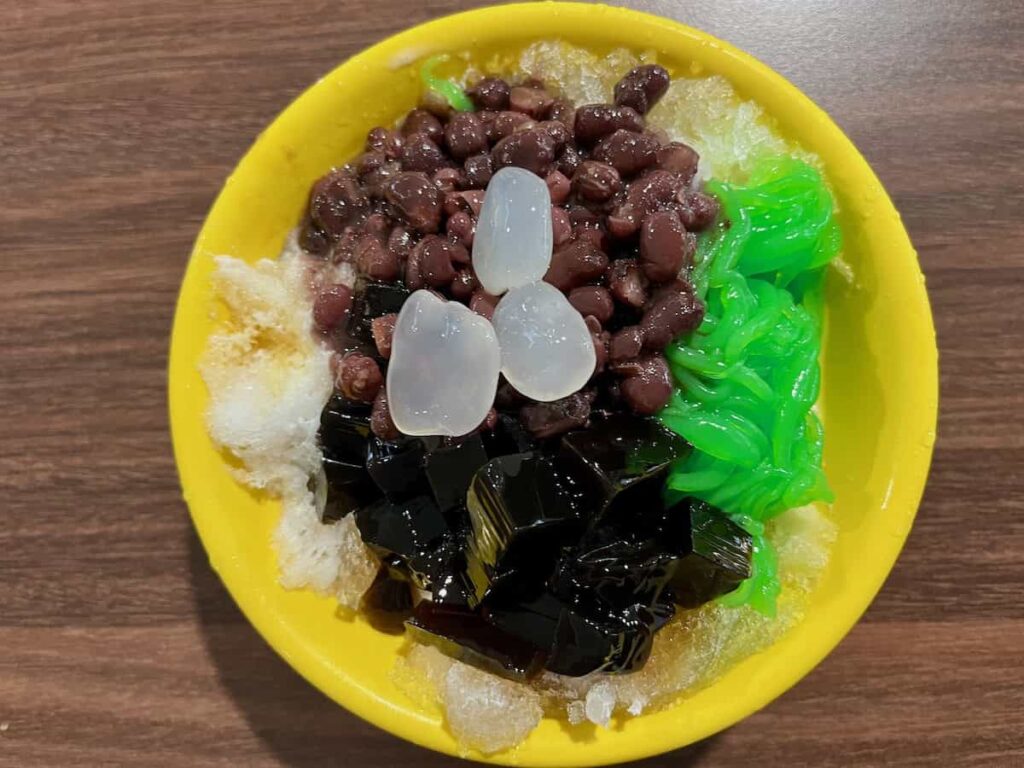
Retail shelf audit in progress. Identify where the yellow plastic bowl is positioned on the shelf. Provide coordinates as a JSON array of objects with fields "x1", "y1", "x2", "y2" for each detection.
[{"x1": 169, "y1": 3, "x2": 937, "y2": 764}]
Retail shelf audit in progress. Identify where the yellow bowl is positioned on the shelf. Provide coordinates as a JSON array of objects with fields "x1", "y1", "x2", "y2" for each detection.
[{"x1": 169, "y1": 3, "x2": 937, "y2": 764}]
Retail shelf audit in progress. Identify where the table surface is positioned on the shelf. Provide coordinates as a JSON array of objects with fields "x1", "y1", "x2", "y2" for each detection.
[{"x1": 2, "y1": 0, "x2": 1023, "y2": 765}]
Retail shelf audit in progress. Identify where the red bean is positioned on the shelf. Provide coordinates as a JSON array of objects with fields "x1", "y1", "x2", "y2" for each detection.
[
  {"x1": 469, "y1": 290, "x2": 499, "y2": 320},
  {"x1": 400, "y1": 132, "x2": 450, "y2": 174},
  {"x1": 444, "y1": 112, "x2": 488, "y2": 159},
  {"x1": 309, "y1": 169, "x2": 368, "y2": 237},
  {"x1": 405, "y1": 244, "x2": 425, "y2": 290},
  {"x1": 567, "y1": 205, "x2": 604, "y2": 231},
  {"x1": 551, "y1": 206, "x2": 573, "y2": 246},
  {"x1": 547, "y1": 100, "x2": 577, "y2": 133},
  {"x1": 606, "y1": 210, "x2": 640, "y2": 239},
  {"x1": 650, "y1": 277, "x2": 692, "y2": 299},
  {"x1": 545, "y1": 170, "x2": 572, "y2": 205},
  {"x1": 432, "y1": 167, "x2": 464, "y2": 193},
  {"x1": 331, "y1": 229, "x2": 361, "y2": 265},
  {"x1": 446, "y1": 211, "x2": 475, "y2": 248},
  {"x1": 566, "y1": 206, "x2": 610, "y2": 251},
  {"x1": 387, "y1": 226, "x2": 414, "y2": 261},
  {"x1": 463, "y1": 153, "x2": 494, "y2": 188},
  {"x1": 338, "y1": 353, "x2": 383, "y2": 403},
  {"x1": 557, "y1": 144, "x2": 584, "y2": 177},
  {"x1": 607, "y1": 258, "x2": 649, "y2": 308},
  {"x1": 640, "y1": 210, "x2": 691, "y2": 283},
  {"x1": 366, "y1": 127, "x2": 404, "y2": 159},
  {"x1": 574, "y1": 104, "x2": 645, "y2": 144},
  {"x1": 489, "y1": 110, "x2": 534, "y2": 141},
  {"x1": 632, "y1": 169, "x2": 685, "y2": 210},
  {"x1": 371, "y1": 388, "x2": 400, "y2": 440},
  {"x1": 475, "y1": 109, "x2": 496, "y2": 134},
  {"x1": 360, "y1": 160, "x2": 402, "y2": 199},
  {"x1": 356, "y1": 235, "x2": 400, "y2": 282},
  {"x1": 449, "y1": 240, "x2": 471, "y2": 265},
  {"x1": 469, "y1": 77, "x2": 511, "y2": 110},
  {"x1": 443, "y1": 190, "x2": 485, "y2": 217},
  {"x1": 511, "y1": 117, "x2": 539, "y2": 134},
  {"x1": 608, "y1": 170, "x2": 686, "y2": 237},
  {"x1": 371, "y1": 313, "x2": 397, "y2": 359},
  {"x1": 416, "y1": 235, "x2": 462, "y2": 288},
  {"x1": 509, "y1": 85, "x2": 555, "y2": 119},
  {"x1": 450, "y1": 269, "x2": 479, "y2": 301},
  {"x1": 613, "y1": 65, "x2": 671, "y2": 114},
  {"x1": 491, "y1": 128, "x2": 558, "y2": 176},
  {"x1": 299, "y1": 219, "x2": 330, "y2": 256},
  {"x1": 589, "y1": 322, "x2": 610, "y2": 374},
  {"x1": 583, "y1": 315, "x2": 610, "y2": 374},
  {"x1": 519, "y1": 391, "x2": 592, "y2": 439},
  {"x1": 609, "y1": 325, "x2": 644, "y2": 362},
  {"x1": 613, "y1": 354, "x2": 672, "y2": 414},
  {"x1": 568, "y1": 286, "x2": 614, "y2": 324},
  {"x1": 593, "y1": 129, "x2": 660, "y2": 176},
  {"x1": 535, "y1": 121, "x2": 569, "y2": 150},
  {"x1": 656, "y1": 142, "x2": 700, "y2": 183},
  {"x1": 544, "y1": 239, "x2": 609, "y2": 292},
  {"x1": 677, "y1": 190, "x2": 720, "y2": 231},
  {"x1": 572, "y1": 160, "x2": 622, "y2": 202},
  {"x1": 385, "y1": 172, "x2": 442, "y2": 234},
  {"x1": 363, "y1": 213, "x2": 389, "y2": 241},
  {"x1": 575, "y1": 226, "x2": 609, "y2": 253},
  {"x1": 357, "y1": 150, "x2": 387, "y2": 177},
  {"x1": 313, "y1": 283, "x2": 353, "y2": 332},
  {"x1": 640, "y1": 287, "x2": 705, "y2": 349},
  {"x1": 401, "y1": 109, "x2": 444, "y2": 143}
]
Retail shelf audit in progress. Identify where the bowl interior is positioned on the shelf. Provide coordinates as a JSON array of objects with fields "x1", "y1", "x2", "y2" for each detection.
[{"x1": 169, "y1": 4, "x2": 937, "y2": 765}]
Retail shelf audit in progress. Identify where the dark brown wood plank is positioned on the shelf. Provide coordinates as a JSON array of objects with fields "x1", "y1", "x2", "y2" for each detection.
[{"x1": 1, "y1": 0, "x2": 1022, "y2": 765}]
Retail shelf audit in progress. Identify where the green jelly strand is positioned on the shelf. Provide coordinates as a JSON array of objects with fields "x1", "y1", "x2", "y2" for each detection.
[
  {"x1": 660, "y1": 156, "x2": 841, "y2": 616},
  {"x1": 717, "y1": 520, "x2": 780, "y2": 617},
  {"x1": 420, "y1": 56, "x2": 474, "y2": 113}
]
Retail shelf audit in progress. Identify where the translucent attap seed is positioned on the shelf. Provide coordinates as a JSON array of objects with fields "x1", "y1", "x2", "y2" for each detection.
[
  {"x1": 492, "y1": 282, "x2": 595, "y2": 402},
  {"x1": 472, "y1": 167, "x2": 553, "y2": 296},
  {"x1": 387, "y1": 290, "x2": 501, "y2": 437}
]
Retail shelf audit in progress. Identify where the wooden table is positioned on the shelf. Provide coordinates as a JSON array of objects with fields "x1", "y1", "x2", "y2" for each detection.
[{"x1": 2, "y1": 0, "x2": 1022, "y2": 765}]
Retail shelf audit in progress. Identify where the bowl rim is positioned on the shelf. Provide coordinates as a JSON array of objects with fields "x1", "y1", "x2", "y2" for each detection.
[{"x1": 169, "y1": 3, "x2": 938, "y2": 764}]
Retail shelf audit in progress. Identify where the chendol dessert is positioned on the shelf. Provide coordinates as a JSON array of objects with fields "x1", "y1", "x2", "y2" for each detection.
[{"x1": 201, "y1": 41, "x2": 841, "y2": 754}]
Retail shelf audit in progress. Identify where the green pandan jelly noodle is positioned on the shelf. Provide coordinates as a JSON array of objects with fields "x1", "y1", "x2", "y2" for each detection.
[
  {"x1": 660, "y1": 157, "x2": 842, "y2": 616},
  {"x1": 420, "y1": 56, "x2": 475, "y2": 113}
]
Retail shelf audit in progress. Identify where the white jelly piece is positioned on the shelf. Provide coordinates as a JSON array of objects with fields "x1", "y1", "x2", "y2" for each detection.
[
  {"x1": 472, "y1": 167, "x2": 553, "y2": 296},
  {"x1": 492, "y1": 282, "x2": 596, "y2": 402},
  {"x1": 387, "y1": 290, "x2": 501, "y2": 437}
]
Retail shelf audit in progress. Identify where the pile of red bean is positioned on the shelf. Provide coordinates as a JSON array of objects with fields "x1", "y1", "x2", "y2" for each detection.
[{"x1": 302, "y1": 64, "x2": 717, "y2": 439}]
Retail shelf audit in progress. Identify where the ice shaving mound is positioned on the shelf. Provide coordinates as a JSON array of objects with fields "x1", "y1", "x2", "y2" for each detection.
[
  {"x1": 275, "y1": 483, "x2": 378, "y2": 609},
  {"x1": 394, "y1": 645, "x2": 543, "y2": 755},
  {"x1": 518, "y1": 41, "x2": 803, "y2": 182},
  {"x1": 445, "y1": 663, "x2": 543, "y2": 754},
  {"x1": 201, "y1": 245, "x2": 330, "y2": 489},
  {"x1": 201, "y1": 243, "x2": 376, "y2": 608}
]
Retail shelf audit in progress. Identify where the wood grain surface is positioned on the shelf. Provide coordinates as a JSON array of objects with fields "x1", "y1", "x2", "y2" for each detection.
[{"x1": 1, "y1": 0, "x2": 1022, "y2": 765}]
